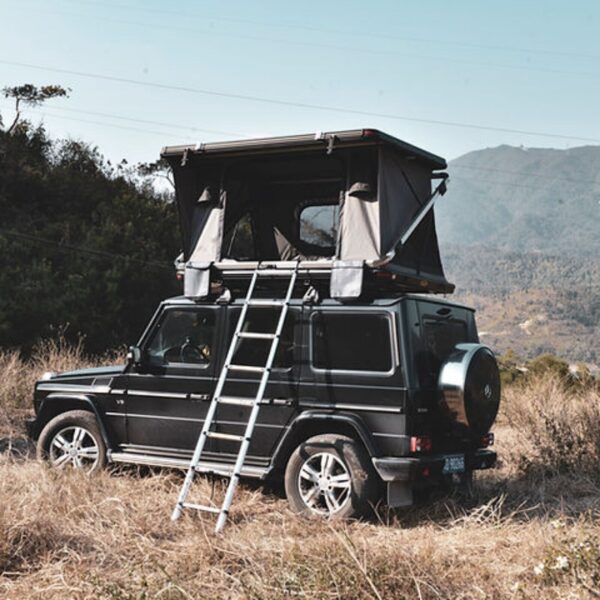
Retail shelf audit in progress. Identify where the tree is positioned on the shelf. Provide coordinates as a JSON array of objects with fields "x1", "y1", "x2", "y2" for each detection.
[
  {"x1": 0, "y1": 106, "x2": 181, "y2": 354},
  {"x1": 136, "y1": 158, "x2": 175, "y2": 190},
  {"x1": 2, "y1": 84, "x2": 70, "y2": 134}
]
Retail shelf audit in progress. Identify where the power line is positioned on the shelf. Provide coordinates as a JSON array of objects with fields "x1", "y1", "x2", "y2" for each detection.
[
  {"x1": 449, "y1": 175, "x2": 559, "y2": 191},
  {"x1": 36, "y1": 110, "x2": 196, "y2": 140},
  {"x1": 451, "y1": 163, "x2": 600, "y2": 188},
  {"x1": 48, "y1": 106, "x2": 244, "y2": 138},
  {"x1": 61, "y1": 0, "x2": 600, "y2": 64},
  {"x1": 0, "y1": 228, "x2": 173, "y2": 270},
  {"x1": 3, "y1": 100, "x2": 599, "y2": 190},
  {"x1": 2, "y1": 59, "x2": 600, "y2": 145},
  {"x1": 16, "y1": 4, "x2": 599, "y2": 80},
  {"x1": 0, "y1": 101, "x2": 243, "y2": 140}
]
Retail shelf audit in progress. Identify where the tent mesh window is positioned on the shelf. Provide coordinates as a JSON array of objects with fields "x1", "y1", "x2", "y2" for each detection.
[
  {"x1": 223, "y1": 212, "x2": 255, "y2": 260},
  {"x1": 298, "y1": 203, "x2": 339, "y2": 252}
]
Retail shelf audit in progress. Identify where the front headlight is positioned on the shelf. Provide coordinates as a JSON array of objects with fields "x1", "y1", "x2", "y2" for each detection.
[{"x1": 40, "y1": 371, "x2": 56, "y2": 381}]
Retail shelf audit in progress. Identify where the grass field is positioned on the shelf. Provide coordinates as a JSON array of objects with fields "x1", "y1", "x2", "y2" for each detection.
[{"x1": 1, "y1": 345, "x2": 599, "y2": 599}]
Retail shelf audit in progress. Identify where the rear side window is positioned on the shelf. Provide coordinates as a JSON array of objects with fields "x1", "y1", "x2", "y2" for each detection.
[
  {"x1": 312, "y1": 312, "x2": 393, "y2": 372},
  {"x1": 231, "y1": 308, "x2": 296, "y2": 369},
  {"x1": 420, "y1": 318, "x2": 468, "y2": 386}
]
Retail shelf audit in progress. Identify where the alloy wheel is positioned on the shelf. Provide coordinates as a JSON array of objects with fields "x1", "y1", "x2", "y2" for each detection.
[
  {"x1": 297, "y1": 451, "x2": 351, "y2": 516},
  {"x1": 49, "y1": 426, "x2": 100, "y2": 472}
]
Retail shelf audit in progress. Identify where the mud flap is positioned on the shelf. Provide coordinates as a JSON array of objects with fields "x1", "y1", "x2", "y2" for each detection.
[{"x1": 387, "y1": 481, "x2": 413, "y2": 507}]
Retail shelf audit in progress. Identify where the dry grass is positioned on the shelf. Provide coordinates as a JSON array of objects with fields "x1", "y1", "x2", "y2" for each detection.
[
  {"x1": 1, "y1": 349, "x2": 599, "y2": 599},
  {"x1": 0, "y1": 339, "x2": 121, "y2": 437}
]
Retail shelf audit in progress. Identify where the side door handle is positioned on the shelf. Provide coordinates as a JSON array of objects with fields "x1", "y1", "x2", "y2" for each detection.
[{"x1": 190, "y1": 393, "x2": 211, "y2": 402}]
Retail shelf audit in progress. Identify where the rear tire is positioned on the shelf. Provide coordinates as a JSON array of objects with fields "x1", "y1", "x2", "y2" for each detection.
[
  {"x1": 284, "y1": 434, "x2": 380, "y2": 519},
  {"x1": 37, "y1": 410, "x2": 107, "y2": 474}
]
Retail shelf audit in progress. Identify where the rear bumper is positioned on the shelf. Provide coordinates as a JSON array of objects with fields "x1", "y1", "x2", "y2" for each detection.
[{"x1": 372, "y1": 449, "x2": 497, "y2": 482}]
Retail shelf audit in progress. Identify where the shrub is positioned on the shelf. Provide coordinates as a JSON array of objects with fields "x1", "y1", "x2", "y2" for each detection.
[{"x1": 503, "y1": 375, "x2": 600, "y2": 479}]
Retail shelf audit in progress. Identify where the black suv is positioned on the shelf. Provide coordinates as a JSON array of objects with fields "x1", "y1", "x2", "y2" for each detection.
[{"x1": 28, "y1": 292, "x2": 500, "y2": 519}]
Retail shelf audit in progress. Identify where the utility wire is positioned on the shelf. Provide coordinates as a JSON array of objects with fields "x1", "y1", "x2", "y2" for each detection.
[
  {"x1": 0, "y1": 101, "x2": 243, "y2": 140},
  {"x1": 34, "y1": 110, "x2": 197, "y2": 140},
  {"x1": 60, "y1": 0, "x2": 600, "y2": 64},
  {"x1": 16, "y1": 4, "x2": 599, "y2": 80},
  {"x1": 3, "y1": 102, "x2": 598, "y2": 190},
  {"x1": 451, "y1": 163, "x2": 600, "y2": 188},
  {"x1": 1, "y1": 59, "x2": 599, "y2": 145},
  {"x1": 0, "y1": 228, "x2": 173, "y2": 270},
  {"x1": 44, "y1": 106, "x2": 245, "y2": 138}
]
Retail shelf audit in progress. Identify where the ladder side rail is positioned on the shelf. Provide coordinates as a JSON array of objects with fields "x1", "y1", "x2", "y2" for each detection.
[
  {"x1": 214, "y1": 265, "x2": 299, "y2": 532},
  {"x1": 212, "y1": 267, "x2": 261, "y2": 401},
  {"x1": 171, "y1": 269, "x2": 260, "y2": 520}
]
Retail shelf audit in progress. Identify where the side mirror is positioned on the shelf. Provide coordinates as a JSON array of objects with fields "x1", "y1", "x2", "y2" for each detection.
[{"x1": 127, "y1": 346, "x2": 142, "y2": 367}]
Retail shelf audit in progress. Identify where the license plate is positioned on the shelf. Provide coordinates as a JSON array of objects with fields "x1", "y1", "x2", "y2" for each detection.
[{"x1": 442, "y1": 454, "x2": 465, "y2": 474}]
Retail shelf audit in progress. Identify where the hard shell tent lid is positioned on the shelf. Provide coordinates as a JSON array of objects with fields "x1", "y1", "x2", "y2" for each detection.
[{"x1": 162, "y1": 128, "x2": 453, "y2": 298}]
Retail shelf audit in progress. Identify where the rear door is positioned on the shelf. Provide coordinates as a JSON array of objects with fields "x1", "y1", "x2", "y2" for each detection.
[{"x1": 212, "y1": 303, "x2": 301, "y2": 464}]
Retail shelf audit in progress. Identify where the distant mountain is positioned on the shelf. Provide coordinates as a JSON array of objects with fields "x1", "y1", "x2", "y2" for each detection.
[
  {"x1": 435, "y1": 145, "x2": 600, "y2": 365},
  {"x1": 437, "y1": 145, "x2": 600, "y2": 256}
]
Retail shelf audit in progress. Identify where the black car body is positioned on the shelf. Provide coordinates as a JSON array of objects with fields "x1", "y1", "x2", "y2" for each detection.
[{"x1": 28, "y1": 292, "x2": 498, "y2": 509}]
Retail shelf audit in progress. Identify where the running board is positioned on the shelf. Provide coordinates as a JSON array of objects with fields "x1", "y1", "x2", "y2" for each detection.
[{"x1": 108, "y1": 452, "x2": 268, "y2": 479}]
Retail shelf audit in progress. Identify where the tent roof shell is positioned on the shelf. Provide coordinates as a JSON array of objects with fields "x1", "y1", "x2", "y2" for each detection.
[{"x1": 161, "y1": 128, "x2": 447, "y2": 170}]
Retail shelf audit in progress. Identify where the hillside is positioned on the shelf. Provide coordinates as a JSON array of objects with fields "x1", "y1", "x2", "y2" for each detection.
[
  {"x1": 436, "y1": 145, "x2": 600, "y2": 364},
  {"x1": 438, "y1": 145, "x2": 600, "y2": 256}
]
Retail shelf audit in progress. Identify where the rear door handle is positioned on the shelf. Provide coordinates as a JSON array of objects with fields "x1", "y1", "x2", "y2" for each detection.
[{"x1": 190, "y1": 393, "x2": 210, "y2": 401}]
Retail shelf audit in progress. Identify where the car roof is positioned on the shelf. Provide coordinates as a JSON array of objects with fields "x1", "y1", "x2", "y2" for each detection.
[{"x1": 162, "y1": 294, "x2": 473, "y2": 311}]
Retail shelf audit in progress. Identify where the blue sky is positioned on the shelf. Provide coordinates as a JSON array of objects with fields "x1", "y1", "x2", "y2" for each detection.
[{"x1": 1, "y1": 0, "x2": 599, "y2": 165}]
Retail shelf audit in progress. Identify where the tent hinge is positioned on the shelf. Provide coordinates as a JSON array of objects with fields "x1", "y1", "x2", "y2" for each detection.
[
  {"x1": 314, "y1": 132, "x2": 337, "y2": 155},
  {"x1": 181, "y1": 148, "x2": 190, "y2": 167}
]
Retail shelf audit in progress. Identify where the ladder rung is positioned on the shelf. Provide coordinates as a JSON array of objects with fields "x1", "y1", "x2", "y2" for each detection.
[
  {"x1": 256, "y1": 269, "x2": 296, "y2": 276},
  {"x1": 182, "y1": 502, "x2": 221, "y2": 514},
  {"x1": 237, "y1": 331, "x2": 277, "y2": 340},
  {"x1": 228, "y1": 364, "x2": 266, "y2": 373},
  {"x1": 217, "y1": 396, "x2": 256, "y2": 407},
  {"x1": 205, "y1": 431, "x2": 246, "y2": 442},
  {"x1": 247, "y1": 299, "x2": 285, "y2": 307}
]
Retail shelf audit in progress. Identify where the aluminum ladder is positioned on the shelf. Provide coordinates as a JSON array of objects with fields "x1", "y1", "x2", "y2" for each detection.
[{"x1": 171, "y1": 262, "x2": 299, "y2": 532}]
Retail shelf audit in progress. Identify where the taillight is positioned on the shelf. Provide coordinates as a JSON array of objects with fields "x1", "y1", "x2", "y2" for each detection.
[
  {"x1": 479, "y1": 432, "x2": 495, "y2": 448},
  {"x1": 410, "y1": 436, "x2": 432, "y2": 453}
]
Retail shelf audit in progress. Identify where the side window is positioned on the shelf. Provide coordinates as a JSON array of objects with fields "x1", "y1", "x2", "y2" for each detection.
[
  {"x1": 312, "y1": 312, "x2": 393, "y2": 372},
  {"x1": 145, "y1": 308, "x2": 216, "y2": 367},
  {"x1": 231, "y1": 308, "x2": 296, "y2": 369}
]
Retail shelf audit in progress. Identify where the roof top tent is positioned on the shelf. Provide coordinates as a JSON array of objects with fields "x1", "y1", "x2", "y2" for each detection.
[{"x1": 161, "y1": 128, "x2": 453, "y2": 299}]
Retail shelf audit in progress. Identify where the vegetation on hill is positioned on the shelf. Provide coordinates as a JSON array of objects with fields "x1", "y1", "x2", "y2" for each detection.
[{"x1": 0, "y1": 93, "x2": 180, "y2": 353}]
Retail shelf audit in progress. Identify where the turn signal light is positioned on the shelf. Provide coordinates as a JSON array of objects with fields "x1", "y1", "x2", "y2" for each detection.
[
  {"x1": 479, "y1": 432, "x2": 495, "y2": 448},
  {"x1": 410, "y1": 436, "x2": 432, "y2": 453}
]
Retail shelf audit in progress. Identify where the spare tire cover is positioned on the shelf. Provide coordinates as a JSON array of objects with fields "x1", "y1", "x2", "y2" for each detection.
[{"x1": 438, "y1": 344, "x2": 501, "y2": 437}]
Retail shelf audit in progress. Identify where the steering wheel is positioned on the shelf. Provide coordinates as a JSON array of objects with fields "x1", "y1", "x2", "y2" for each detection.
[{"x1": 180, "y1": 337, "x2": 210, "y2": 363}]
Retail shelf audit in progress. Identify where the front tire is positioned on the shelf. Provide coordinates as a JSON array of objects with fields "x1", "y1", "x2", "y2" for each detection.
[
  {"x1": 37, "y1": 410, "x2": 107, "y2": 473},
  {"x1": 284, "y1": 434, "x2": 380, "y2": 519}
]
